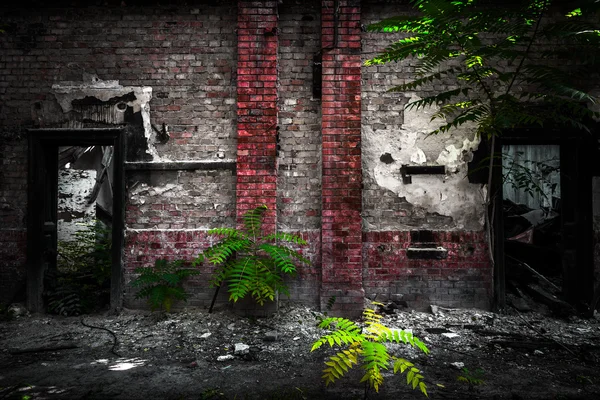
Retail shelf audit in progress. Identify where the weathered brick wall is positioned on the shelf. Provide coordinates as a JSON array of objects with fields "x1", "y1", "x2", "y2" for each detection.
[
  {"x1": 363, "y1": 231, "x2": 491, "y2": 310},
  {"x1": 235, "y1": 0, "x2": 279, "y2": 230},
  {"x1": 320, "y1": 0, "x2": 364, "y2": 316},
  {"x1": 276, "y1": 0, "x2": 322, "y2": 305},
  {"x1": 0, "y1": 4, "x2": 239, "y2": 309},
  {"x1": 360, "y1": 1, "x2": 492, "y2": 309},
  {"x1": 0, "y1": 138, "x2": 27, "y2": 304},
  {"x1": 1, "y1": 1, "x2": 501, "y2": 313}
]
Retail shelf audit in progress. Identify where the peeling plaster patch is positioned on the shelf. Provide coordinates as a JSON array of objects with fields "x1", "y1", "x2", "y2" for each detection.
[
  {"x1": 436, "y1": 137, "x2": 480, "y2": 174},
  {"x1": 363, "y1": 94, "x2": 486, "y2": 230},
  {"x1": 52, "y1": 75, "x2": 157, "y2": 161},
  {"x1": 129, "y1": 182, "x2": 178, "y2": 200},
  {"x1": 410, "y1": 148, "x2": 427, "y2": 164}
]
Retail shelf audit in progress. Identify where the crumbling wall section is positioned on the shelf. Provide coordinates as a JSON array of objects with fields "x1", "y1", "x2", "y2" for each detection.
[
  {"x1": 0, "y1": 4, "x2": 238, "y2": 309},
  {"x1": 361, "y1": 1, "x2": 491, "y2": 309}
]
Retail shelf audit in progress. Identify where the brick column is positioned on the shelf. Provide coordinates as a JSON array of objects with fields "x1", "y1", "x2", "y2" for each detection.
[
  {"x1": 320, "y1": 0, "x2": 363, "y2": 316},
  {"x1": 236, "y1": 1, "x2": 279, "y2": 230}
]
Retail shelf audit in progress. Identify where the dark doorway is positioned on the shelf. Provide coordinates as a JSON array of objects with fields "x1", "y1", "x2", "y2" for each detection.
[
  {"x1": 27, "y1": 129, "x2": 125, "y2": 313},
  {"x1": 495, "y1": 132, "x2": 594, "y2": 313}
]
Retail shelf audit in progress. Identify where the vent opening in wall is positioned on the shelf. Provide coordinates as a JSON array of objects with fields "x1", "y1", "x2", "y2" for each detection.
[{"x1": 313, "y1": 53, "x2": 322, "y2": 99}]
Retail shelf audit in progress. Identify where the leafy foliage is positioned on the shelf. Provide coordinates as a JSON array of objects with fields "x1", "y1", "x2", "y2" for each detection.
[
  {"x1": 130, "y1": 259, "x2": 200, "y2": 312},
  {"x1": 366, "y1": 0, "x2": 600, "y2": 138},
  {"x1": 46, "y1": 221, "x2": 112, "y2": 316},
  {"x1": 502, "y1": 152, "x2": 559, "y2": 203},
  {"x1": 311, "y1": 303, "x2": 430, "y2": 397},
  {"x1": 194, "y1": 205, "x2": 309, "y2": 305},
  {"x1": 457, "y1": 367, "x2": 486, "y2": 388},
  {"x1": 471, "y1": 151, "x2": 560, "y2": 203},
  {"x1": 57, "y1": 221, "x2": 112, "y2": 284}
]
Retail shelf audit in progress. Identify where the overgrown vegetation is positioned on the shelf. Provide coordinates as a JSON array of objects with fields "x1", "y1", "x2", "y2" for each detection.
[
  {"x1": 194, "y1": 205, "x2": 309, "y2": 305},
  {"x1": 367, "y1": 0, "x2": 600, "y2": 137},
  {"x1": 457, "y1": 367, "x2": 486, "y2": 389},
  {"x1": 366, "y1": 0, "x2": 599, "y2": 271},
  {"x1": 501, "y1": 152, "x2": 560, "y2": 204},
  {"x1": 311, "y1": 303, "x2": 429, "y2": 399},
  {"x1": 130, "y1": 259, "x2": 200, "y2": 312},
  {"x1": 45, "y1": 221, "x2": 112, "y2": 315}
]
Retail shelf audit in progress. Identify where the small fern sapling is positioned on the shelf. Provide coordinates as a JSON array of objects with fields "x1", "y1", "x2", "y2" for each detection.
[
  {"x1": 194, "y1": 205, "x2": 309, "y2": 305},
  {"x1": 457, "y1": 367, "x2": 485, "y2": 391},
  {"x1": 311, "y1": 303, "x2": 430, "y2": 398},
  {"x1": 130, "y1": 259, "x2": 200, "y2": 312}
]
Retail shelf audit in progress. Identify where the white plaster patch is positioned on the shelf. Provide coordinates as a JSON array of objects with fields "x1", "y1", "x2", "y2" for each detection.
[
  {"x1": 363, "y1": 94, "x2": 486, "y2": 230},
  {"x1": 410, "y1": 148, "x2": 427, "y2": 164}
]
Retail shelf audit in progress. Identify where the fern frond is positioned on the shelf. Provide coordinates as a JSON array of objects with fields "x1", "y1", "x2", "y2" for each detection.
[
  {"x1": 224, "y1": 257, "x2": 256, "y2": 302},
  {"x1": 429, "y1": 104, "x2": 491, "y2": 135},
  {"x1": 242, "y1": 204, "x2": 268, "y2": 238},
  {"x1": 378, "y1": 329, "x2": 430, "y2": 354},
  {"x1": 360, "y1": 341, "x2": 389, "y2": 392},
  {"x1": 394, "y1": 358, "x2": 428, "y2": 396},
  {"x1": 311, "y1": 329, "x2": 364, "y2": 351},
  {"x1": 259, "y1": 243, "x2": 307, "y2": 273},
  {"x1": 207, "y1": 227, "x2": 248, "y2": 240},
  {"x1": 317, "y1": 316, "x2": 361, "y2": 332},
  {"x1": 202, "y1": 238, "x2": 251, "y2": 265},
  {"x1": 321, "y1": 348, "x2": 361, "y2": 386},
  {"x1": 367, "y1": 15, "x2": 431, "y2": 34},
  {"x1": 405, "y1": 88, "x2": 468, "y2": 111},
  {"x1": 365, "y1": 36, "x2": 432, "y2": 66},
  {"x1": 388, "y1": 68, "x2": 460, "y2": 92},
  {"x1": 263, "y1": 232, "x2": 308, "y2": 245},
  {"x1": 415, "y1": 46, "x2": 457, "y2": 75},
  {"x1": 521, "y1": 64, "x2": 596, "y2": 103}
]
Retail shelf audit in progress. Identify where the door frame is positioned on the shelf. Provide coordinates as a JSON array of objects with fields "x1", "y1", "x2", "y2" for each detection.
[
  {"x1": 27, "y1": 128, "x2": 125, "y2": 313},
  {"x1": 494, "y1": 130, "x2": 594, "y2": 309}
]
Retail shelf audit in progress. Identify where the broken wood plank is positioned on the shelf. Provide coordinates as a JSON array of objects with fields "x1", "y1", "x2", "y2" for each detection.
[{"x1": 506, "y1": 255, "x2": 561, "y2": 292}]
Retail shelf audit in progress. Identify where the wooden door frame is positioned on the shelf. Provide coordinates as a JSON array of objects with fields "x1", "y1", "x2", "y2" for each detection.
[
  {"x1": 494, "y1": 131, "x2": 594, "y2": 309},
  {"x1": 27, "y1": 128, "x2": 125, "y2": 313}
]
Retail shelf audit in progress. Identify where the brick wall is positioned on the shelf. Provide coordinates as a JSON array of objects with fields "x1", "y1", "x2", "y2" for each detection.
[
  {"x1": 0, "y1": 1, "x2": 500, "y2": 314},
  {"x1": 276, "y1": 0, "x2": 323, "y2": 306},
  {"x1": 0, "y1": 4, "x2": 239, "y2": 309},
  {"x1": 277, "y1": 0, "x2": 322, "y2": 231},
  {"x1": 363, "y1": 231, "x2": 492, "y2": 310},
  {"x1": 359, "y1": 1, "x2": 492, "y2": 309},
  {"x1": 236, "y1": 0, "x2": 279, "y2": 230},
  {"x1": 0, "y1": 138, "x2": 27, "y2": 304},
  {"x1": 320, "y1": 0, "x2": 364, "y2": 316}
]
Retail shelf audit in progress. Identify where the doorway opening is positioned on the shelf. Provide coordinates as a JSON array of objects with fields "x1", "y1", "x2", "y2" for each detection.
[
  {"x1": 27, "y1": 129, "x2": 124, "y2": 314},
  {"x1": 502, "y1": 144, "x2": 564, "y2": 311},
  {"x1": 44, "y1": 145, "x2": 115, "y2": 315},
  {"x1": 496, "y1": 134, "x2": 594, "y2": 315}
]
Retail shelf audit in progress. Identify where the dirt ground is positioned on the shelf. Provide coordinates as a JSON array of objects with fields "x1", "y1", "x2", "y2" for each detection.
[{"x1": 1, "y1": 302, "x2": 599, "y2": 400}]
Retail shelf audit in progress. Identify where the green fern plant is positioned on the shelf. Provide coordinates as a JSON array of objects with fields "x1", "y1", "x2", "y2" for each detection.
[
  {"x1": 311, "y1": 303, "x2": 430, "y2": 398},
  {"x1": 130, "y1": 259, "x2": 200, "y2": 312},
  {"x1": 194, "y1": 205, "x2": 309, "y2": 305},
  {"x1": 457, "y1": 367, "x2": 486, "y2": 390}
]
